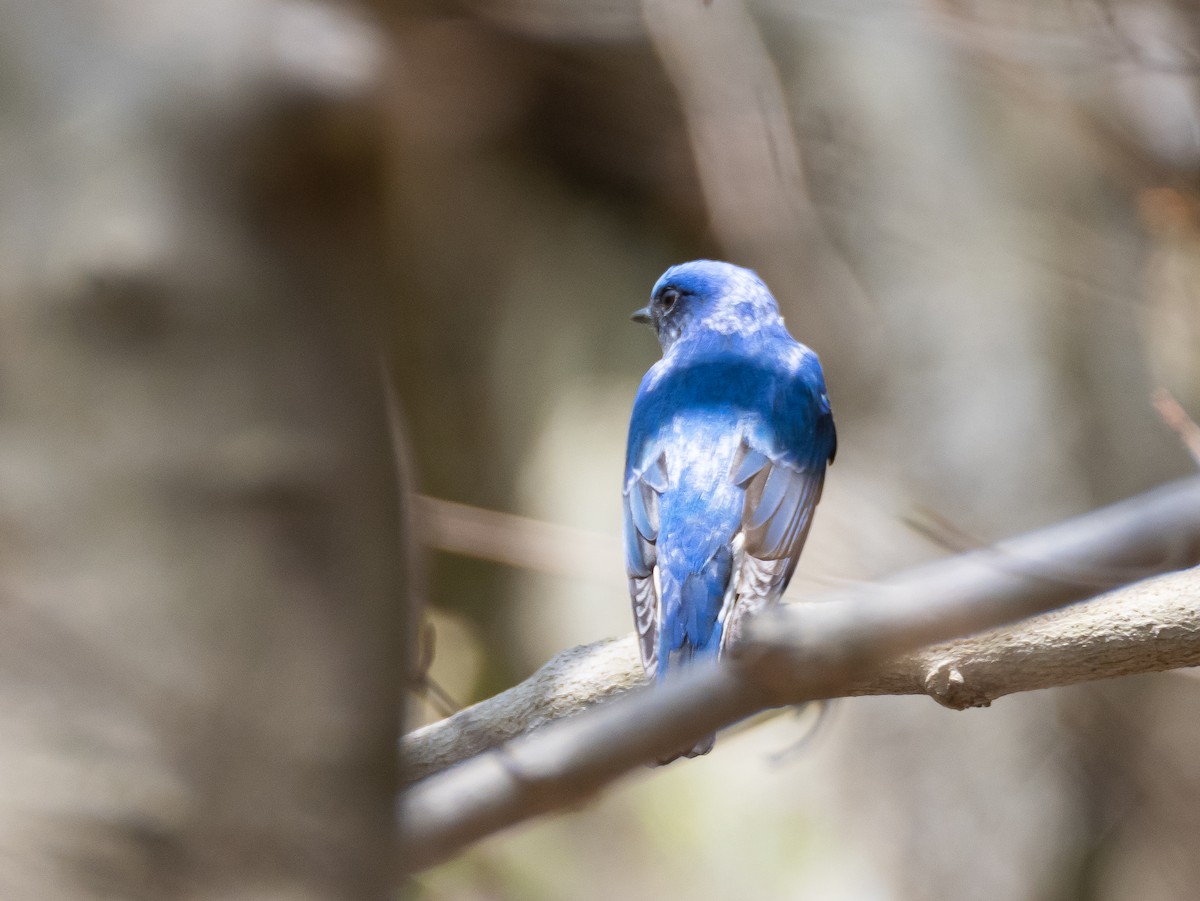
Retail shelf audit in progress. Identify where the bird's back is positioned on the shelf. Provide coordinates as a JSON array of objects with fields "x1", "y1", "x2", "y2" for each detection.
[{"x1": 625, "y1": 332, "x2": 833, "y2": 679}]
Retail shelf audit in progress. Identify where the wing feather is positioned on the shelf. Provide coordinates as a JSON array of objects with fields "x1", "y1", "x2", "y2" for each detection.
[
  {"x1": 630, "y1": 573, "x2": 659, "y2": 679},
  {"x1": 718, "y1": 443, "x2": 827, "y2": 654},
  {"x1": 642, "y1": 453, "x2": 670, "y2": 493},
  {"x1": 627, "y1": 477, "x2": 659, "y2": 541},
  {"x1": 746, "y1": 464, "x2": 792, "y2": 530},
  {"x1": 731, "y1": 446, "x2": 770, "y2": 486},
  {"x1": 624, "y1": 452, "x2": 668, "y2": 677}
]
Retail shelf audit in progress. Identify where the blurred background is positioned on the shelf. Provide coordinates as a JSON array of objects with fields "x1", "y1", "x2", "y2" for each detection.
[{"x1": 4, "y1": 0, "x2": 1200, "y2": 898}]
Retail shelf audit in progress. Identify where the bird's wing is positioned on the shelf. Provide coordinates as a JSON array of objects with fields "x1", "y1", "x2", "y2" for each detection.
[
  {"x1": 719, "y1": 376, "x2": 836, "y2": 652},
  {"x1": 623, "y1": 450, "x2": 668, "y2": 679}
]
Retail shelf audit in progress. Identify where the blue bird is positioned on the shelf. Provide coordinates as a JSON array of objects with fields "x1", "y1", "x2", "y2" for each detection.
[{"x1": 623, "y1": 260, "x2": 836, "y2": 760}]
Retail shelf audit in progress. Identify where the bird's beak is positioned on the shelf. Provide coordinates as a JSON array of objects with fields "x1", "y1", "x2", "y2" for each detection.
[{"x1": 630, "y1": 306, "x2": 653, "y2": 325}]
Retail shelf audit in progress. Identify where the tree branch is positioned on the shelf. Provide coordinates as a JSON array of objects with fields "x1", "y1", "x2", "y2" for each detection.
[
  {"x1": 404, "y1": 566, "x2": 1200, "y2": 783},
  {"x1": 842, "y1": 566, "x2": 1200, "y2": 706},
  {"x1": 399, "y1": 476, "x2": 1200, "y2": 871},
  {"x1": 404, "y1": 636, "x2": 644, "y2": 785}
]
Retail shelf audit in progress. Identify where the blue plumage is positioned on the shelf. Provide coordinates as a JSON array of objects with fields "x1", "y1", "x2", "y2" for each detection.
[{"x1": 623, "y1": 261, "x2": 836, "y2": 760}]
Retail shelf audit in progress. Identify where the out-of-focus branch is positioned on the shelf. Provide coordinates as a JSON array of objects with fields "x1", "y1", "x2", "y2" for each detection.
[
  {"x1": 415, "y1": 494, "x2": 623, "y2": 586},
  {"x1": 1153, "y1": 388, "x2": 1200, "y2": 467},
  {"x1": 640, "y1": 0, "x2": 811, "y2": 255},
  {"x1": 640, "y1": 0, "x2": 874, "y2": 353},
  {"x1": 399, "y1": 477, "x2": 1200, "y2": 871},
  {"x1": 922, "y1": 0, "x2": 1200, "y2": 212}
]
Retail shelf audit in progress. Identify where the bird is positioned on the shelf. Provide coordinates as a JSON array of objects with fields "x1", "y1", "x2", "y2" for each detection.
[{"x1": 623, "y1": 260, "x2": 836, "y2": 762}]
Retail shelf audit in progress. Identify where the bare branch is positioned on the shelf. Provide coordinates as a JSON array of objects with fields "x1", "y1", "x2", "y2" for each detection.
[
  {"x1": 404, "y1": 560, "x2": 1200, "y2": 785},
  {"x1": 844, "y1": 566, "x2": 1200, "y2": 708},
  {"x1": 399, "y1": 477, "x2": 1200, "y2": 871},
  {"x1": 404, "y1": 637, "x2": 644, "y2": 784}
]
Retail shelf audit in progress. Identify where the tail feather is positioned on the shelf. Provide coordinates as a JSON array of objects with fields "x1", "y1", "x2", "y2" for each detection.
[
  {"x1": 654, "y1": 732, "x2": 715, "y2": 767},
  {"x1": 652, "y1": 561, "x2": 729, "y2": 764}
]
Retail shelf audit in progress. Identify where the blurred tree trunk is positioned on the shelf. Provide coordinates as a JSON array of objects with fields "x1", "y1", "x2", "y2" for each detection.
[{"x1": 0, "y1": 3, "x2": 406, "y2": 898}]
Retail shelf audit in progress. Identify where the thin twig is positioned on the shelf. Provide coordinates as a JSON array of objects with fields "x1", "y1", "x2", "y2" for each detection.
[
  {"x1": 1153, "y1": 388, "x2": 1200, "y2": 468},
  {"x1": 414, "y1": 495, "x2": 623, "y2": 586}
]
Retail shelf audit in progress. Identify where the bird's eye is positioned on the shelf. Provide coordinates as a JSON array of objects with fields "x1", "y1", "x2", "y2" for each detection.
[{"x1": 660, "y1": 288, "x2": 681, "y2": 312}]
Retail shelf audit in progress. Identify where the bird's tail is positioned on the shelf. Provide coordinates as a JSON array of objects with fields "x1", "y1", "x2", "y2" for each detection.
[
  {"x1": 650, "y1": 638, "x2": 718, "y2": 765},
  {"x1": 654, "y1": 733, "x2": 715, "y2": 766},
  {"x1": 651, "y1": 564, "x2": 730, "y2": 765}
]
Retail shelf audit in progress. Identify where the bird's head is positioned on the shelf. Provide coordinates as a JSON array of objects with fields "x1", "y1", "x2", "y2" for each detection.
[{"x1": 631, "y1": 260, "x2": 783, "y2": 352}]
